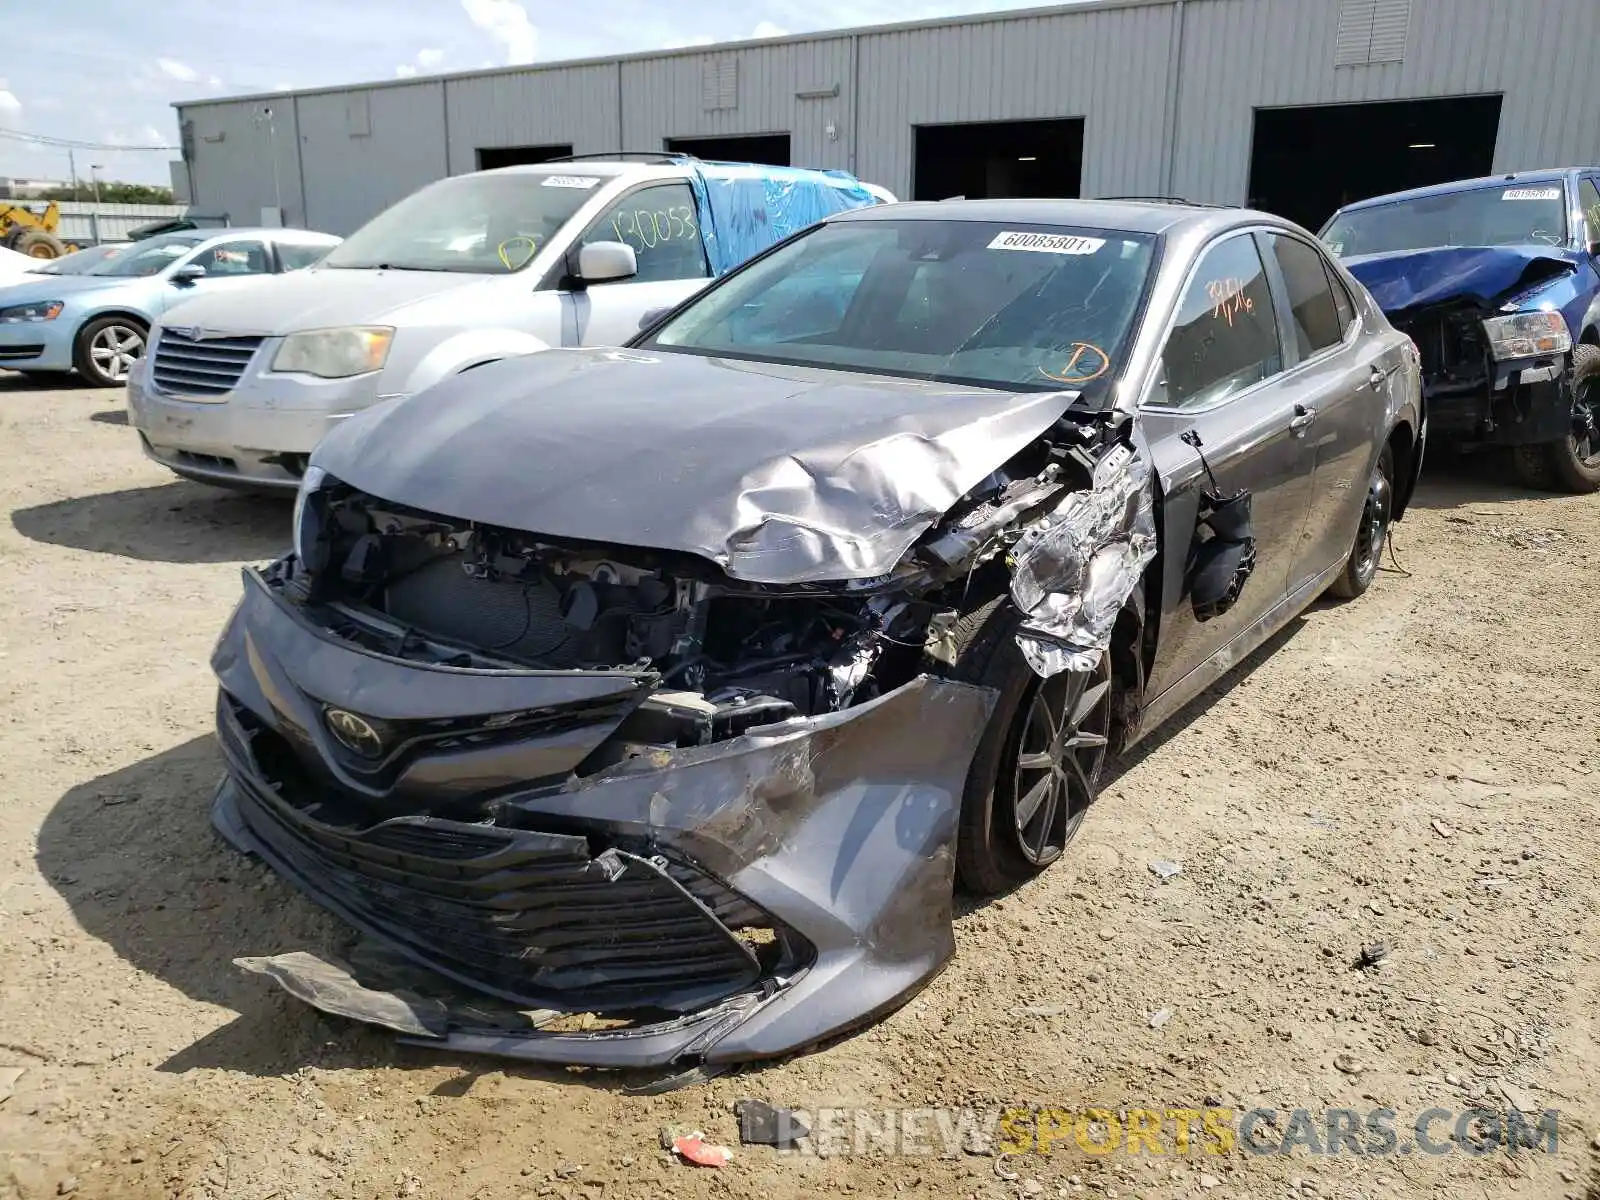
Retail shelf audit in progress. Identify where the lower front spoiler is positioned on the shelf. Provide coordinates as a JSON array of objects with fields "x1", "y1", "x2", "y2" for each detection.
[{"x1": 214, "y1": 671, "x2": 997, "y2": 1068}]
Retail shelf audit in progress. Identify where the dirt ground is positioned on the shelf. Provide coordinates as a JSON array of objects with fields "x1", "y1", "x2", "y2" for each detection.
[{"x1": 0, "y1": 372, "x2": 1597, "y2": 1200}]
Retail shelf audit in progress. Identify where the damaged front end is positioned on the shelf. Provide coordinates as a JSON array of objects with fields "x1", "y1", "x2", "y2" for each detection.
[
  {"x1": 215, "y1": 404, "x2": 1155, "y2": 1066},
  {"x1": 1348, "y1": 246, "x2": 1582, "y2": 446}
]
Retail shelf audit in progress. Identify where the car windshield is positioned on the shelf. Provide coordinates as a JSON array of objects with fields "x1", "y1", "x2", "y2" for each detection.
[
  {"x1": 642, "y1": 218, "x2": 1156, "y2": 398},
  {"x1": 88, "y1": 233, "x2": 205, "y2": 277},
  {"x1": 323, "y1": 171, "x2": 604, "y2": 273},
  {"x1": 1321, "y1": 183, "x2": 1569, "y2": 257},
  {"x1": 32, "y1": 244, "x2": 128, "y2": 275}
]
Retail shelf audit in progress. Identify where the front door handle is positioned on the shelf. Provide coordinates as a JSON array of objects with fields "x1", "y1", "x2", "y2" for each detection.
[
  {"x1": 1369, "y1": 364, "x2": 1393, "y2": 390},
  {"x1": 1290, "y1": 404, "x2": 1317, "y2": 434}
]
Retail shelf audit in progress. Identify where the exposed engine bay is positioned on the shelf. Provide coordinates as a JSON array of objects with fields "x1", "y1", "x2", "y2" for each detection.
[{"x1": 286, "y1": 410, "x2": 1152, "y2": 770}]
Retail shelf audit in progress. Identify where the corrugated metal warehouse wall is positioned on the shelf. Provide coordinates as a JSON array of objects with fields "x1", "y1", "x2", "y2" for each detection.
[{"x1": 173, "y1": 0, "x2": 1600, "y2": 236}]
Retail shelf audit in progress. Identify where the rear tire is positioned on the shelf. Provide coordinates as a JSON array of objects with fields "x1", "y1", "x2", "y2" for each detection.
[
  {"x1": 73, "y1": 316, "x2": 148, "y2": 388},
  {"x1": 1328, "y1": 444, "x2": 1394, "y2": 600},
  {"x1": 1511, "y1": 344, "x2": 1600, "y2": 494},
  {"x1": 945, "y1": 597, "x2": 1114, "y2": 896}
]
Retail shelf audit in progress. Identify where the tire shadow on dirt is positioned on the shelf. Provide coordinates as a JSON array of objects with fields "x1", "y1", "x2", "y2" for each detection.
[
  {"x1": 89, "y1": 408, "x2": 128, "y2": 425},
  {"x1": 0, "y1": 370, "x2": 85, "y2": 392},
  {"x1": 1406, "y1": 449, "x2": 1553, "y2": 510},
  {"x1": 37, "y1": 736, "x2": 701, "y2": 1093},
  {"x1": 10, "y1": 481, "x2": 290, "y2": 564}
]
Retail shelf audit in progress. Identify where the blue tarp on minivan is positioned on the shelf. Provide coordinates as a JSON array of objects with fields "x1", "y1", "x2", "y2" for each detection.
[{"x1": 685, "y1": 162, "x2": 879, "y2": 277}]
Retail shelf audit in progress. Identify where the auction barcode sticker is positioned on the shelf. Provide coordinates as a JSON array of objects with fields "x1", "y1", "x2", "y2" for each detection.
[
  {"x1": 988, "y1": 231, "x2": 1107, "y2": 254},
  {"x1": 1503, "y1": 187, "x2": 1561, "y2": 201},
  {"x1": 542, "y1": 175, "x2": 601, "y2": 189}
]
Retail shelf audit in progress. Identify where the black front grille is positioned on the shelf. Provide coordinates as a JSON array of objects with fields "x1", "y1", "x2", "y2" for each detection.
[
  {"x1": 151, "y1": 329, "x2": 264, "y2": 396},
  {"x1": 221, "y1": 704, "x2": 767, "y2": 1013}
]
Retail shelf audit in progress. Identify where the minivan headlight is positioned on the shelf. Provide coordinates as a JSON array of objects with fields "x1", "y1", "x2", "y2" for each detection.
[
  {"x1": 1481, "y1": 311, "x2": 1571, "y2": 361},
  {"x1": 273, "y1": 327, "x2": 394, "y2": 378}
]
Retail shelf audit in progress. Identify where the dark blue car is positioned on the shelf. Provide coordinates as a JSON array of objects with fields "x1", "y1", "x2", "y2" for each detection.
[{"x1": 1321, "y1": 169, "x2": 1600, "y2": 492}]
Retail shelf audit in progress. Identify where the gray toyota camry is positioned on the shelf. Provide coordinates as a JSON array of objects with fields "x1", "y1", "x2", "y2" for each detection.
[{"x1": 214, "y1": 198, "x2": 1423, "y2": 1070}]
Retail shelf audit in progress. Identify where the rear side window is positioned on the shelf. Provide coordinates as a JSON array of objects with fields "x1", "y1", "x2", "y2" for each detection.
[
  {"x1": 1323, "y1": 259, "x2": 1357, "y2": 336},
  {"x1": 584, "y1": 182, "x2": 709, "y2": 285},
  {"x1": 1267, "y1": 233, "x2": 1344, "y2": 359},
  {"x1": 1153, "y1": 233, "x2": 1282, "y2": 409}
]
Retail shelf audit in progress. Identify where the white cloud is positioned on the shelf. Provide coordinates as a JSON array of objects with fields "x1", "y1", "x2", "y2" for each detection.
[
  {"x1": 395, "y1": 64, "x2": 418, "y2": 78},
  {"x1": 416, "y1": 48, "x2": 445, "y2": 68},
  {"x1": 272, "y1": 82, "x2": 293, "y2": 92},
  {"x1": 663, "y1": 33, "x2": 715, "y2": 48},
  {"x1": 207, "y1": 75, "x2": 223, "y2": 88},
  {"x1": 461, "y1": 0, "x2": 538, "y2": 64},
  {"x1": 157, "y1": 58, "x2": 200, "y2": 83},
  {"x1": 0, "y1": 81, "x2": 21, "y2": 119},
  {"x1": 752, "y1": 20, "x2": 788, "y2": 37}
]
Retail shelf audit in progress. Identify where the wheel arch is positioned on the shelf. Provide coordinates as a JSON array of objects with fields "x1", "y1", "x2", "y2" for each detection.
[{"x1": 1386, "y1": 418, "x2": 1418, "y2": 521}]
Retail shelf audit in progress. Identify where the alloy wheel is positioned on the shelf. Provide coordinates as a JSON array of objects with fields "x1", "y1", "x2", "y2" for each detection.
[
  {"x1": 1571, "y1": 374, "x2": 1600, "y2": 469},
  {"x1": 89, "y1": 324, "x2": 145, "y2": 384},
  {"x1": 1010, "y1": 660, "x2": 1112, "y2": 866}
]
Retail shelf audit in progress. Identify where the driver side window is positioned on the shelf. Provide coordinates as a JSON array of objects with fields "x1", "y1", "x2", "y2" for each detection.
[
  {"x1": 189, "y1": 239, "x2": 271, "y2": 277},
  {"x1": 583, "y1": 183, "x2": 709, "y2": 285},
  {"x1": 1150, "y1": 233, "x2": 1282, "y2": 410}
]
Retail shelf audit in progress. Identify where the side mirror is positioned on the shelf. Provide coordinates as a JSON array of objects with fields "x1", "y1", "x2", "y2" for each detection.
[
  {"x1": 171, "y1": 264, "x2": 207, "y2": 285},
  {"x1": 574, "y1": 241, "x2": 637, "y2": 286}
]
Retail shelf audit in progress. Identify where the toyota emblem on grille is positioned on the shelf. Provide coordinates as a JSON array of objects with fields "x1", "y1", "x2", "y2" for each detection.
[{"x1": 324, "y1": 708, "x2": 385, "y2": 758}]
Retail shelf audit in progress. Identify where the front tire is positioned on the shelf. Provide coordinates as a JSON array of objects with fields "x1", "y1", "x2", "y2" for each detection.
[
  {"x1": 12, "y1": 229, "x2": 66, "y2": 259},
  {"x1": 73, "y1": 316, "x2": 148, "y2": 388},
  {"x1": 1511, "y1": 343, "x2": 1600, "y2": 494},
  {"x1": 946, "y1": 597, "x2": 1114, "y2": 896}
]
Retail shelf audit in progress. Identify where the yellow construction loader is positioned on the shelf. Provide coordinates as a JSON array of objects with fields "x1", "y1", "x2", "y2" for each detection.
[{"x1": 0, "y1": 202, "x2": 74, "y2": 259}]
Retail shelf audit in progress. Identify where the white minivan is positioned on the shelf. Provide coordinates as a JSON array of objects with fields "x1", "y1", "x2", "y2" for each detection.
[{"x1": 128, "y1": 156, "x2": 893, "y2": 491}]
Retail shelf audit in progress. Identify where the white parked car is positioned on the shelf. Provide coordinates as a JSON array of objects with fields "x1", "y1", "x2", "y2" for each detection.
[{"x1": 128, "y1": 156, "x2": 893, "y2": 490}]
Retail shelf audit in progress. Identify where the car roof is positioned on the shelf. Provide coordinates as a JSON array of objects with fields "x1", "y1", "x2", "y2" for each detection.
[
  {"x1": 1335, "y1": 168, "x2": 1589, "y2": 214},
  {"x1": 831, "y1": 197, "x2": 1286, "y2": 239}
]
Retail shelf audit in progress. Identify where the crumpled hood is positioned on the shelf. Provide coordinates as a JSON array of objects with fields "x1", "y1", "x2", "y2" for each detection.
[
  {"x1": 312, "y1": 348, "x2": 1081, "y2": 584},
  {"x1": 158, "y1": 266, "x2": 487, "y2": 336},
  {"x1": 1343, "y1": 244, "x2": 1580, "y2": 313}
]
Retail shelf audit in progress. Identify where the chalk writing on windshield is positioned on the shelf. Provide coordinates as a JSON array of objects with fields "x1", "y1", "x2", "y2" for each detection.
[{"x1": 1037, "y1": 341, "x2": 1110, "y2": 385}]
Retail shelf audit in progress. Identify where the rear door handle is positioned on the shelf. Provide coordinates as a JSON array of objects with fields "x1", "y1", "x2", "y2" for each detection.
[{"x1": 1290, "y1": 404, "x2": 1317, "y2": 433}]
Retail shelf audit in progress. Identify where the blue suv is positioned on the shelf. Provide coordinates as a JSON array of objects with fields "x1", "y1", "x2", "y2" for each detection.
[{"x1": 1322, "y1": 169, "x2": 1600, "y2": 492}]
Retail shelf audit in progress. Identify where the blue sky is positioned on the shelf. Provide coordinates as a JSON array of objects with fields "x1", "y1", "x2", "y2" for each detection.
[{"x1": 0, "y1": 0, "x2": 1046, "y2": 187}]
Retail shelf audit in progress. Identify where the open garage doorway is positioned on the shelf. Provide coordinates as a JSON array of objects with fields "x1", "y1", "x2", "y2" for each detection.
[
  {"x1": 1249, "y1": 96, "x2": 1502, "y2": 231},
  {"x1": 476, "y1": 144, "x2": 573, "y2": 170},
  {"x1": 666, "y1": 134, "x2": 791, "y2": 167},
  {"x1": 914, "y1": 118, "x2": 1083, "y2": 201}
]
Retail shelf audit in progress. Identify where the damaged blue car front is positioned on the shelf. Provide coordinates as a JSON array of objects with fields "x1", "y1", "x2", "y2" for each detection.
[{"x1": 1322, "y1": 169, "x2": 1600, "y2": 492}]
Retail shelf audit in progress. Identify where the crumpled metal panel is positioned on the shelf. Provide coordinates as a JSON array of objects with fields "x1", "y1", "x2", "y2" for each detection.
[
  {"x1": 1342, "y1": 244, "x2": 1579, "y2": 313},
  {"x1": 311, "y1": 348, "x2": 1081, "y2": 584},
  {"x1": 1008, "y1": 436, "x2": 1157, "y2": 678}
]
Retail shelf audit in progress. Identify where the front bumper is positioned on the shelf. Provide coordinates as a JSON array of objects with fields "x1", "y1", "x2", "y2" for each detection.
[
  {"x1": 128, "y1": 360, "x2": 385, "y2": 491},
  {"x1": 213, "y1": 565, "x2": 995, "y2": 1067},
  {"x1": 1424, "y1": 359, "x2": 1573, "y2": 447},
  {"x1": 0, "y1": 319, "x2": 74, "y2": 371}
]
